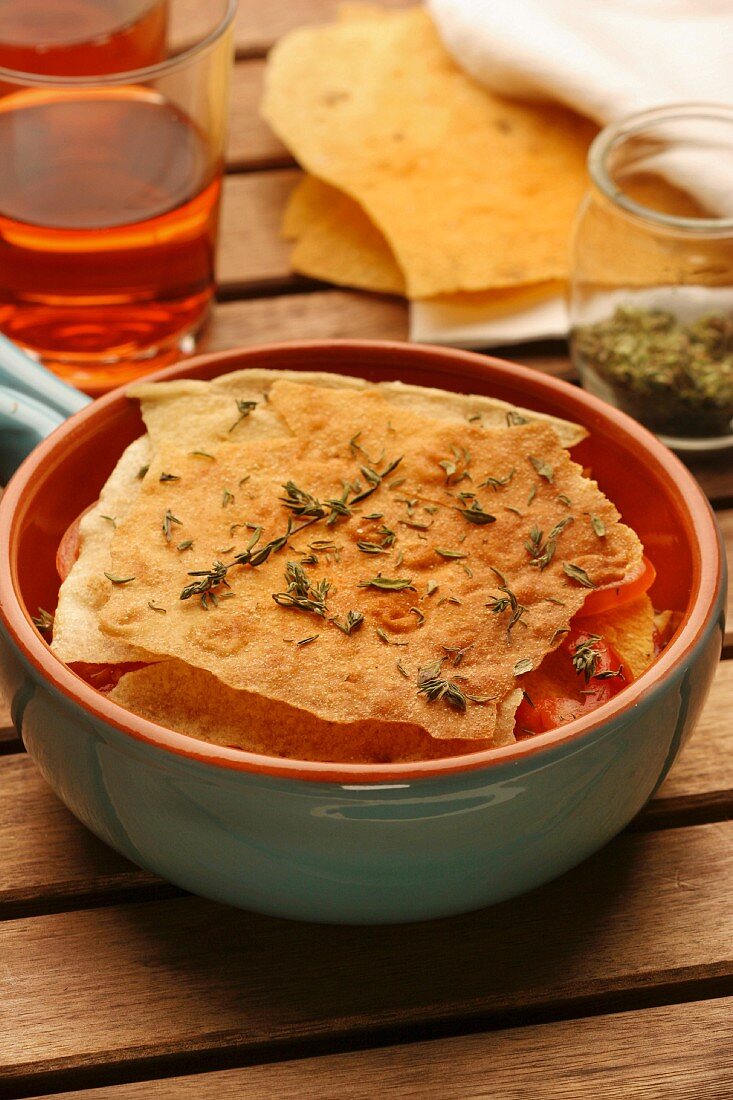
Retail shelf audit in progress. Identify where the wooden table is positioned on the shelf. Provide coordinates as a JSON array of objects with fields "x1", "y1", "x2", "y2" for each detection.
[{"x1": 2, "y1": 4, "x2": 732, "y2": 1096}]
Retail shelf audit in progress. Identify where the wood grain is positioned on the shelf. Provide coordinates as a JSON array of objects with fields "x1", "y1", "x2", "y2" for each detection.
[
  {"x1": 1, "y1": 651, "x2": 731, "y2": 916},
  {"x1": 218, "y1": 170, "x2": 300, "y2": 292},
  {"x1": 203, "y1": 290, "x2": 408, "y2": 350},
  {"x1": 37, "y1": 997, "x2": 733, "y2": 1100},
  {"x1": 232, "y1": 0, "x2": 411, "y2": 56},
  {"x1": 228, "y1": 61, "x2": 290, "y2": 170},
  {"x1": 1, "y1": 822, "x2": 731, "y2": 1086}
]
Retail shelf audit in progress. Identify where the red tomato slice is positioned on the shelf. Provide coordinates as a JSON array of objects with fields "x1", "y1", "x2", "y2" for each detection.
[
  {"x1": 514, "y1": 627, "x2": 631, "y2": 736},
  {"x1": 576, "y1": 555, "x2": 656, "y2": 617},
  {"x1": 69, "y1": 662, "x2": 150, "y2": 693},
  {"x1": 56, "y1": 506, "x2": 94, "y2": 582}
]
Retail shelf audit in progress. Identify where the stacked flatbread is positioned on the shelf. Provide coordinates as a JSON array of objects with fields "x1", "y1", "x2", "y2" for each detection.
[
  {"x1": 261, "y1": 5, "x2": 595, "y2": 310},
  {"x1": 52, "y1": 370, "x2": 650, "y2": 763}
]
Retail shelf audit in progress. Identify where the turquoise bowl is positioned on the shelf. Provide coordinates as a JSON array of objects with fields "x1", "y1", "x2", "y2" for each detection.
[{"x1": 0, "y1": 341, "x2": 725, "y2": 923}]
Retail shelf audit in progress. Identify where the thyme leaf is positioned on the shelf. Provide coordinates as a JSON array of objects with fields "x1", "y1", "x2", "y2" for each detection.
[
  {"x1": 162, "y1": 509, "x2": 182, "y2": 543},
  {"x1": 562, "y1": 562, "x2": 597, "y2": 588},
  {"x1": 528, "y1": 455, "x2": 554, "y2": 483},
  {"x1": 359, "y1": 575, "x2": 416, "y2": 592},
  {"x1": 457, "y1": 500, "x2": 496, "y2": 526}
]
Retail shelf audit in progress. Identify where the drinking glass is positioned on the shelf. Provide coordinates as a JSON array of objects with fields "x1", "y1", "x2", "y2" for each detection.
[
  {"x1": 0, "y1": 0, "x2": 236, "y2": 394},
  {"x1": 0, "y1": 1, "x2": 169, "y2": 77}
]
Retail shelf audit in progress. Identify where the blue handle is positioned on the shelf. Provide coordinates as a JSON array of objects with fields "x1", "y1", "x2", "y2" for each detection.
[{"x1": 0, "y1": 334, "x2": 91, "y2": 482}]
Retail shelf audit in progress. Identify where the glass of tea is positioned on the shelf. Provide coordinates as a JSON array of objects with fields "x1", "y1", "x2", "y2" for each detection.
[{"x1": 0, "y1": 0, "x2": 236, "y2": 393}]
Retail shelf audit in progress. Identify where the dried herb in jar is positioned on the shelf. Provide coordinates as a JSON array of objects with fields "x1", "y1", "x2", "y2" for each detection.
[{"x1": 572, "y1": 306, "x2": 733, "y2": 438}]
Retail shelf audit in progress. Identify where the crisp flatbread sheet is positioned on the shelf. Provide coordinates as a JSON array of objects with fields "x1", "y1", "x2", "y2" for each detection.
[
  {"x1": 98, "y1": 381, "x2": 641, "y2": 746},
  {"x1": 261, "y1": 7, "x2": 595, "y2": 298},
  {"x1": 109, "y1": 658, "x2": 494, "y2": 762},
  {"x1": 52, "y1": 370, "x2": 586, "y2": 668},
  {"x1": 51, "y1": 436, "x2": 153, "y2": 665},
  {"x1": 130, "y1": 367, "x2": 587, "y2": 452},
  {"x1": 108, "y1": 596, "x2": 657, "y2": 762}
]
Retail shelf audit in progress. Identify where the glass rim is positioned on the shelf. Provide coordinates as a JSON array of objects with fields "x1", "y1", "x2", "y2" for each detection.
[
  {"x1": 588, "y1": 102, "x2": 733, "y2": 235},
  {"x1": 0, "y1": 0, "x2": 238, "y2": 87}
]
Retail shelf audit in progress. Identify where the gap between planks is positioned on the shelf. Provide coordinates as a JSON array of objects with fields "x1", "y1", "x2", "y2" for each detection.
[
  {"x1": 0, "y1": 822, "x2": 732, "y2": 1094},
  {"x1": 20, "y1": 997, "x2": 733, "y2": 1100}
]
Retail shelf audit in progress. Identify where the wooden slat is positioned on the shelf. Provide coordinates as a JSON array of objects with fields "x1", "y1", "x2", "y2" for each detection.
[
  {"x1": 232, "y1": 0, "x2": 411, "y2": 57},
  {"x1": 37, "y1": 997, "x2": 733, "y2": 1100},
  {"x1": 218, "y1": 170, "x2": 299, "y2": 292},
  {"x1": 0, "y1": 754, "x2": 158, "y2": 911},
  {"x1": 1, "y1": 654, "x2": 731, "y2": 916},
  {"x1": 203, "y1": 291, "x2": 408, "y2": 350},
  {"x1": 228, "y1": 61, "x2": 290, "y2": 171},
  {"x1": 1, "y1": 822, "x2": 731, "y2": 1087}
]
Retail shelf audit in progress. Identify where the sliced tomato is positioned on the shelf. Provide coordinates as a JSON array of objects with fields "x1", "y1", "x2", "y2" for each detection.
[
  {"x1": 56, "y1": 506, "x2": 94, "y2": 582},
  {"x1": 514, "y1": 627, "x2": 631, "y2": 736},
  {"x1": 576, "y1": 554, "x2": 656, "y2": 618},
  {"x1": 69, "y1": 662, "x2": 150, "y2": 693}
]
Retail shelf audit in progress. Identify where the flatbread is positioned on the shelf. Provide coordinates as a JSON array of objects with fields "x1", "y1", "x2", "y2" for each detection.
[
  {"x1": 98, "y1": 381, "x2": 641, "y2": 747},
  {"x1": 284, "y1": 173, "x2": 565, "y2": 315},
  {"x1": 109, "y1": 658, "x2": 491, "y2": 762},
  {"x1": 52, "y1": 370, "x2": 587, "y2": 669},
  {"x1": 51, "y1": 436, "x2": 153, "y2": 665},
  {"x1": 261, "y1": 7, "x2": 595, "y2": 297},
  {"x1": 130, "y1": 367, "x2": 588, "y2": 452}
]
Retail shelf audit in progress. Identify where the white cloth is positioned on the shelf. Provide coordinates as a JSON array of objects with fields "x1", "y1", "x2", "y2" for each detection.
[{"x1": 412, "y1": 0, "x2": 733, "y2": 348}]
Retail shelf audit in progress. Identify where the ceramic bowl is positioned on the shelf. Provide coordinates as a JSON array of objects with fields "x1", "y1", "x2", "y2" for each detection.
[{"x1": 0, "y1": 342, "x2": 725, "y2": 923}]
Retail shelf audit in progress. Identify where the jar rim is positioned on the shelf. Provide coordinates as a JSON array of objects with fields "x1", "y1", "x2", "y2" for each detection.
[{"x1": 588, "y1": 103, "x2": 733, "y2": 235}]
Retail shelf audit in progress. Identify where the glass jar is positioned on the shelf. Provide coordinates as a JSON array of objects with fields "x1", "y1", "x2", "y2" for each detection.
[{"x1": 569, "y1": 104, "x2": 733, "y2": 451}]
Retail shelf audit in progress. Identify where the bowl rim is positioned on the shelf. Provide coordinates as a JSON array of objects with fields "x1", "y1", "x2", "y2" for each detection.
[{"x1": 0, "y1": 339, "x2": 723, "y2": 785}]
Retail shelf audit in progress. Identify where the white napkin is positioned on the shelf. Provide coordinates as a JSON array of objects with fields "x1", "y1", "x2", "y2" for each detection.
[{"x1": 412, "y1": 0, "x2": 733, "y2": 348}]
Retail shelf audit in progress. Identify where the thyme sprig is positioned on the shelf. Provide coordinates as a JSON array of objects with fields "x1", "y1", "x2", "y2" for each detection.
[
  {"x1": 486, "y1": 570, "x2": 528, "y2": 639},
  {"x1": 180, "y1": 561, "x2": 229, "y2": 608},
  {"x1": 528, "y1": 455, "x2": 554, "y2": 483},
  {"x1": 479, "y1": 468, "x2": 515, "y2": 491},
  {"x1": 32, "y1": 608, "x2": 54, "y2": 634},
  {"x1": 438, "y1": 445, "x2": 471, "y2": 486},
  {"x1": 331, "y1": 610, "x2": 364, "y2": 636},
  {"x1": 272, "y1": 562, "x2": 331, "y2": 617},
  {"x1": 525, "y1": 517, "x2": 574, "y2": 571},
  {"x1": 229, "y1": 399, "x2": 257, "y2": 432},
  {"x1": 416, "y1": 658, "x2": 491, "y2": 711},
  {"x1": 571, "y1": 634, "x2": 602, "y2": 682}
]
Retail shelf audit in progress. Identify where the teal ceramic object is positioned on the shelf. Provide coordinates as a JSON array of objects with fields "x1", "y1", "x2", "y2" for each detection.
[
  {"x1": 0, "y1": 334, "x2": 90, "y2": 481},
  {"x1": 0, "y1": 340, "x2": 725, "y2": 923}
]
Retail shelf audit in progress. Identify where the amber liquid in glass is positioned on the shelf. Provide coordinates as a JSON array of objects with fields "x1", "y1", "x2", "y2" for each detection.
[
  {"x1": 0, "y1": 0, "x2": 168, "y2": 75},
  {"x1": 0, "y1": 87, "x2": 220, "y2": 391}
]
